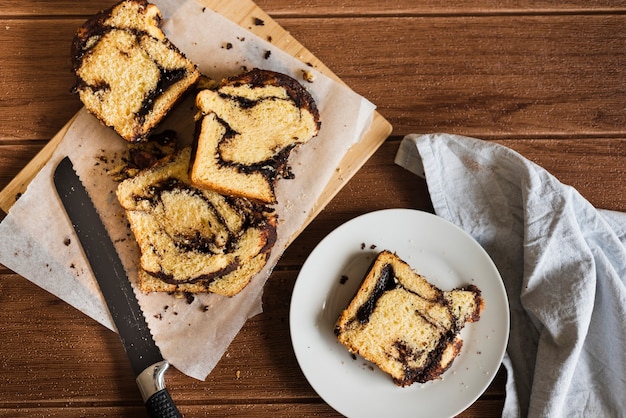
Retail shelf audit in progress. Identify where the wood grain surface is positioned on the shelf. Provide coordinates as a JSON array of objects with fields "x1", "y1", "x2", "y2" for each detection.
[{"x1": 1, "y1": 1, "x2": 624, "y2": 417}]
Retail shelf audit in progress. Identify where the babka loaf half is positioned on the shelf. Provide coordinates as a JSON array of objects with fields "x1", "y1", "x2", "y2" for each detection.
[
  {"x1": 190, "y1": 68, "x2": 321, "y2": 204},
  {"x1": 335, "y1": 250, "x2": 484, "y2": 386},
  {"x1": 116, "y1": 147, "x2": 277, "y2": 296},
  {"x1": 71, "y1": 0, "x2": 200, "y2": 142}
]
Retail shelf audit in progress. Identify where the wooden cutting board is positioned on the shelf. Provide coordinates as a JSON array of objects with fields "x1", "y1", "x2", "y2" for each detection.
[{"x1": 0, "y1": 0, "x2": 392, "y2": 235}]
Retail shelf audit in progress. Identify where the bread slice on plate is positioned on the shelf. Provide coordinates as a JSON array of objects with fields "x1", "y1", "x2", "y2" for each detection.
[
  {"x1": 116, "y1": 147, "x2": 277, "y2": 296},
  {"x1": 71, "y1": 0, "x2": 200, "y2": 142},
  {"x1": 190, "y1": 68, "x2": 321, "y2": 203},
  {"x1": 335, "y1": 250, "x2": 484, "y2": 386}
]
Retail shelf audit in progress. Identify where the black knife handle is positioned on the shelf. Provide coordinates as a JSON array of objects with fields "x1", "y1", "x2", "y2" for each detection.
[
  {"x1": 137, "y1": 361, "x2": 182, "y2": 418},
  {"x1": 146, "y1": 388, "x2": 182, "y2": 418}
]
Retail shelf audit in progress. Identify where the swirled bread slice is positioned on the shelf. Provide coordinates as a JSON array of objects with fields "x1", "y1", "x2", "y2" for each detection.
[
  {"x1": 116, "y1": 147, "x2": 277, "y2": 296},
  {"x1": 190, "y1": 68, "x2": 321, "y2": 203},
  {"x1": 71, "y1": 0, "x2": 200, "y2": 142},
  {"x1": 335, "y1": 250, "x2": 484, "y2": 386}
]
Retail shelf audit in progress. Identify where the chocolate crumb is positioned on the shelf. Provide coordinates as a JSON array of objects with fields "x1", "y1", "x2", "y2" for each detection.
[
  {"x1": 202, "y1": 7, "x2": 206, "y2": 12},
  {"x1": 361, "y1": 243, "x2": 366, "y2": 250},
  {"x1": 351, "y1": 353, "x2": 357, "y2": 360},
  {"x1": 267, "y1": 35, "x2": 272, "y2": 42},
  {"x1": 185, "y1": 292, "x2": 195, "y2": 304},
  {"x1": 263, "y1": 50, "x2": 271, "y2": 59},
  {"x1": 340, "y1": 275, "x2": 349, "y2": 285},
  {"x1": 201, "y1": 305, "x2": 210, "y2": 312},
  {"x1": 370, "y1": 244, "x2": 377, "y2": 249},
  {"x1": 154, "y1": 313, "x2": 163, "y2": 320},
  {"x1": 253, "y1": 17, "x2": 265, "y2": 26},
  {"x1": 64, "y1": 237, "x2": 71, "y2": 246},
  {"x1": 225, "y1": 42, "x2": 233, "y2": 50}
]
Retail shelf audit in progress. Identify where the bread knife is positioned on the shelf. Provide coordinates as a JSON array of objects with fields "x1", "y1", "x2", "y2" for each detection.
[{"x1": 53, "y1": 156, "x2": 182, "y2": 418}]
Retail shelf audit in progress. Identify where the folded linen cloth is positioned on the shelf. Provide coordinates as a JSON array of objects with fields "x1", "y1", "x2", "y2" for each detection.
[{"x1": 395, "y1": 133, "x2": 626, "y2": 418}]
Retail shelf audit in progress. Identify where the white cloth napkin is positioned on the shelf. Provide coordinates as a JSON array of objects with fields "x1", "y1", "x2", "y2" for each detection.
[{"x1": 395, "y1": 133, "x2": 626, "y2": 418}]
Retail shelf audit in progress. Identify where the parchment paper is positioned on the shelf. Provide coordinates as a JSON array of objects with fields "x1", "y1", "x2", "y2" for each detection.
[{"x1": 0, "y1": 0, "x2": 375, "y2": 380}]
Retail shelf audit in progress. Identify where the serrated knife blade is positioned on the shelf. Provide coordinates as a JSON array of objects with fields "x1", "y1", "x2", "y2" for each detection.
[{"x1": 53, "y1": 156, "x2": 182, "y2": 418}]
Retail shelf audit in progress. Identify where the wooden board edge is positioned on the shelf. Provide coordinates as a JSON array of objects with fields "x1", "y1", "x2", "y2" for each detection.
[
  {"x1": 0, "y1": 115, "x2": 77, "y2": 215},
  {"x1": 297, "y1": 113, "x2": 393, "y2": 240}
]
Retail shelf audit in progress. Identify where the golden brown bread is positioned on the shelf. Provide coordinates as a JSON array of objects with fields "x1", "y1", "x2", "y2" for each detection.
[
  {"x1": 116, "y1": 147, "x2": 277, "y2": 296},
  {"x1": 71, "y1": 0, "x2": 200, "y2": 142},
  {"x1": 335, "y1": 250, "x2": 484, "y2": 386},
  {"x1": 190, "y1": 68, "x2": 321, "y2": 203}
]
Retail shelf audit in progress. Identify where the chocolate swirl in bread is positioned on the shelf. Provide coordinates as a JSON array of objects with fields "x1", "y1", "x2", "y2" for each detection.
[
  {"x1": 116, "y1": 147, "x2": 277, "y2": 296},
  {"x1": 71, "y1": 0, "x2": 200, "y2": 142},
  {"x1": 335, "y1": 250, "x2": 484, "y2": 386},
  {"x1": 190, "y1": 68, "x2": 321, "y2": 204}
]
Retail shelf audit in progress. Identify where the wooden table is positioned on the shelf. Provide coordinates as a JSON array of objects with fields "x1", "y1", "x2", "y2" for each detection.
[{"x1": 1, "y1": 1, "x2": 624, "y2": 417}]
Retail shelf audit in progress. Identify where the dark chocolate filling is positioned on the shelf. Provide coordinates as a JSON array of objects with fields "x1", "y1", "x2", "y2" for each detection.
[
  {"x1": 219, "y1": 92, "x2": 257, "y2": 109},
  {"x1": 213, "y1": 116, "x2": 295, "y2": 183},
  {"x1": 136, "y1": 65, "x2": 188, "y2": 123},
  {"x1": 356, "y1": 263, "x2": 397, "y2": 324},
  {"x1": 223, "y1": 69, "x2": 321, "y2": 130},
  {"x1": 148, "y1": 261, "x2": 241, "y2": 285},
  {"x1": 394, "y1": 329, "x2": 459, "y2": 385},
  {"x1": 351, "y1": 262, "x2": 451, "y2": 328}
]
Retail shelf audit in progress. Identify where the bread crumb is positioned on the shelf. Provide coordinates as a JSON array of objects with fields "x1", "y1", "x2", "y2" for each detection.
[{"x1": 301, "y1": 69, "x2": 316, "y2": 83}]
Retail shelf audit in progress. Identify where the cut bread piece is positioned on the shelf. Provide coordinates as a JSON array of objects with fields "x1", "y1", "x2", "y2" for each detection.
[
  {"x1": 335, "y1": 250, "x2": 484, "y2": 386},
  {"x1": 116, "y1": 147, "x2": 277, "y2": 296},
  {"x1": 71, "y1": 0, "x2": 200, "y2": 142},
  {"x1": 190, "y1": 68, "x2": 321, "y2": 203}
]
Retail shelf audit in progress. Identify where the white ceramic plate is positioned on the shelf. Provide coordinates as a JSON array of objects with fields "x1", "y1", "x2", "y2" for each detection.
[{"x1": 289, "y1": 209, "x2": 509, "y2": 418}]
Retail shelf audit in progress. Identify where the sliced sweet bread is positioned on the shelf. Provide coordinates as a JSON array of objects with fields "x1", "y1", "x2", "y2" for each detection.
[
  {"x1": 190, "y1": 68, "x2": 321, "y2": 203},
  {"x1": 71, "y1": 0, "x2": 200, "y2": 142},
  {"x1": 335, "y1": 250, "x2": 484, "y2": 386},
  {"x1": 116, "y1": 147, "x2": 277, "y2": 296}
]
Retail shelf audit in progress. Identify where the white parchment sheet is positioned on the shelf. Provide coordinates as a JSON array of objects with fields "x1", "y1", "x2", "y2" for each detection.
[{"x1": 0, "y1": 0, "x2": 375, "y2": 380}]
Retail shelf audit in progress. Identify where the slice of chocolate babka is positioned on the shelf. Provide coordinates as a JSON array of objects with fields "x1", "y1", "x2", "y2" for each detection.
[
  {"x1": 116, "y1": 147, "x2": 277, "y2": 296},
  {"x1": 190, "y1": 68, "x2": 321, "y2": 204},
  {"x1": 335, "y1": 250, "x2": 484, "y2": 386},
  {"x1": 71, "y1": 0, "x2": 200, "y2": 142}
]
